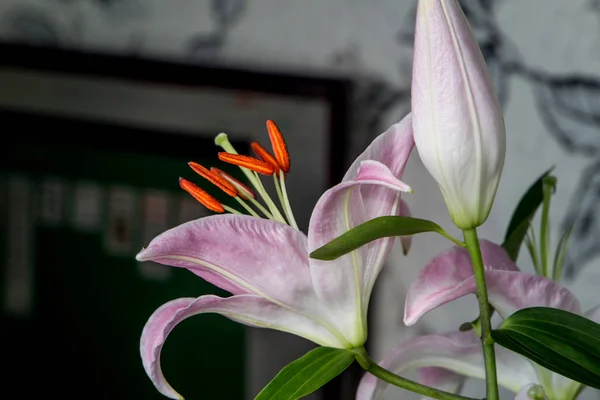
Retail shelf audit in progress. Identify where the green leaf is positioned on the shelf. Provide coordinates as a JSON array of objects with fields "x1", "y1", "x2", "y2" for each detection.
[
  {"x1": 254, "y1": 347, "x2": 355, "y2": 400},
  {"x1": 309, "y1": 216, "x2": 453, "y2": 261},
  {"x1": 502, "y1": 168, "x2": 554, "y2": 261},
  {"x1": 492, "y1": 307, "x2": 600, "y2": 390},
  {"x1": 552, "y1": 224, "x2": 574, "y2": 282}
]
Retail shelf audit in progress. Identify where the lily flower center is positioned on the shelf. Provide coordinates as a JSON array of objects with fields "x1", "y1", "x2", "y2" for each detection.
[{"x1": 180, "y1": 120, "x2": 299, "y2": 230}]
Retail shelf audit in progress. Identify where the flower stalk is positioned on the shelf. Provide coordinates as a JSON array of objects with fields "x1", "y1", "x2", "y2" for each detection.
[
  {"x1": 463, "y1": 228, "x2": 499, "y2": 400},
  {"x1": 353, "y1": 347, "x2": 477, "y2": 400}
]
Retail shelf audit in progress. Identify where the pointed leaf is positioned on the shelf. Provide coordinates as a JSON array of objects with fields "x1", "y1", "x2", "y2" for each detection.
[
  {"x1": 502, "y1": 168, "x2": 554, "y2": 261},
  {"x1": 492, "y1": 307, "x2": 600, "y2": 390},
  {"x1": 552, "y1": 224, "x2": 574, "y2": 282},
  {"x1": 255, "y1": 347, "x2": 355, "y2": 400},
  {"x1": 309, "y1": 216, "x2": 451, "y2": 261}
]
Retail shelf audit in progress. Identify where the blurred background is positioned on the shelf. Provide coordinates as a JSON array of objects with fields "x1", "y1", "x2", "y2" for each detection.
[{"x1": 0, "y1": 0, "x2": 599, "y2": 399}]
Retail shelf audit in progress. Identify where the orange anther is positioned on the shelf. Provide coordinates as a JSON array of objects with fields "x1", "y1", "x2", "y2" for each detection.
[
  {"x1": 188, "y1": 162, "x2": 238, "y2": 197},
  {"x1": 251, "y1": 142, "x2": 280, "y2": 172},
  {"x1": 211, "y1": 168, "x2": 255, "y2": 199},
  {"x1": 218, "y1": 153, "x2": 275, "y2": 175},
  {"x1": 266, "y1": 120, "x2": 290, "y2": 173},
  {"x1": 179, "y1": 178, "x2": 224, "y2": 213}
]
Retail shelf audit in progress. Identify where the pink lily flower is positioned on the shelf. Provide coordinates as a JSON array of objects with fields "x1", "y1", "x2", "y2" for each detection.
[
  {"x1": 356, "y1": 241, "x2": 600, "y2": 400},
  {"x1": 137, "y1": 115, "x2": 415, "y2": 399}
]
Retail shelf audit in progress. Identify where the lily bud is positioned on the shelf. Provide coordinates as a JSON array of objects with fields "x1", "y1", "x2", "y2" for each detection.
[{"x1": 411, "y1": 0, "x2": 506, "y2": 229}]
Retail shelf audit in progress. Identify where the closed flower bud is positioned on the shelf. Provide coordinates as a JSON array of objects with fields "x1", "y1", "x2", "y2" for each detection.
[{"x1": 411, "y1": 0, "x2": 506, "y2": 229}]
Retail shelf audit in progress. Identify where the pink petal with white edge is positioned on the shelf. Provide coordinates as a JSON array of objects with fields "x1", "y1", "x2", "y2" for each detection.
[
  {"x1": 355, "y1": 330, "x2": 536, "y2": 400},
  {"x1": 136, "y1": 214, "x2": 318, "y2": 311},
  {"x1": 308, "y1": 162, "x2": 409, "y2": 344},
  {"x1": 355, "y1": 160, "x2": 412, "y2": 192},
  {"x1": 404, "y1": 242, "x2": 580, "y2": 324},
  {"x1": 342, "y1": 113, "x2": 414, "y2": 182},
  {"x1": 141, "y1": 294, "x2": 347, "y2": 399}
]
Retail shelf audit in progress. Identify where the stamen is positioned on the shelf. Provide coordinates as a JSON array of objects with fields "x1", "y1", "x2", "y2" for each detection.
[
  {"x1": 214, "y1": 131, "x2": 286, "y2": 224},
  {"x1": 210, "y1": 168, "x2": 255, "y2": 199},
  {"x1": 189, "y1": 162, "x2": 238, "y2": 197},
  {"x1": 277, "y1": 170, "x2": 298, "y2": 229},
  {"x1": 266, "y1": 120, "x2": 290, "y2": 173},
  {"x1": 250, "y1": 142, "x2": 280, "y2": 173},
  {"x1": 179, "y1": 178, "x2": 224, "y2": 213},
  {"x1": 218, "y1": 153, "x2": 275, "y2": 176}
]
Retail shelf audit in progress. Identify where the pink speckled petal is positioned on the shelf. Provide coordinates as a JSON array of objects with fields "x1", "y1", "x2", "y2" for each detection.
[
  {"x1": 136, "y1": 214, "x2": 317, "y2": 309},
  {"x1": 141, "y1": 295, "x2": 347, "y2": 399},
  {"x1": 404, "y1": 242, "x2": 580, "y2": 325},
  {"x1": 308, "y1": 160, "x2": 410, "y2": 343}
]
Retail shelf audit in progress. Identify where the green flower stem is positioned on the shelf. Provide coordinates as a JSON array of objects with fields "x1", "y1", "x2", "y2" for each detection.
[
  {"x1": 463, "y1": 228, "x2": 499, "y2": 400},
  {"x1": 352, "y1": 347, "x2": 477, "y2": 400}
]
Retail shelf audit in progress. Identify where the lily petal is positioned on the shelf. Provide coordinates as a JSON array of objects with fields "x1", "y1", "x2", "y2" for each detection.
[
  {"x1": 342, "y1": 113, "x2": 414, "y2": 182},
  {"x1": 355, "y1": 330, "x2": 536, "y2": 400},
  {"x1": 308, "y1": 161, "x2": 410, "y2": 345},
  {"x1": 405, "y1": 242, "x2": 580, "y2": 324},
  {"x1": 141, "y1": 294, "x2": 347, "y2": 399},
  {"x1": 417, "y1": 367, "x2": 465, "y2": 400},
  {"x1": 136, "y1": 214, "x2": 318, "y2": 310},
  {"x1": 405, "y1": 240, "x2": 518, "y2": 324}
]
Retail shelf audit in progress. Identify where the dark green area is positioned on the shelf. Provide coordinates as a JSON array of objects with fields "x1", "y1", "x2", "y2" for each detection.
[{"x1": 1, "y1": 128, "x2": 247, "y2": 399}]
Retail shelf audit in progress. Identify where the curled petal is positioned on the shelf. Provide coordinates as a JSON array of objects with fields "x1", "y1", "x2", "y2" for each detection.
[
  {"x1": 136, "y1": 214, "x2": 317, "y2": 310},
  {"x1": 404, "y1": 240, "x2": 518, "y2": 324},
  {"x1": 356, "y1": 330, "x2": 536, "y2": 400},
  {"x1": 141, "y1": 295, "x2": 347, "y2": 399},
  {"x1": 308, "y1": 161, "x2": 409, "y2": 345},
  {"x1": 405, "y1": 242, "x2": 580, "y2": 324},
  {"x1": 342, "y1": 113, "x2": 414, "y2": 182},
  {"x1": 355, "y1": 160, "x2": 412, "y2": 193}
]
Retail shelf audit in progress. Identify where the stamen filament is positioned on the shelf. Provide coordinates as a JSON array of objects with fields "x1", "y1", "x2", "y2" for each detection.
[
  {"x1": 234, "y1": 196, "x2": 260, "y2": 218},
  {"x1": 277, "y1": 170, "x2": 299, "y2": 229},
  {"x1": 223, "y1": 204, "x2": 244, "y2": 215},
  {"x1": 211, "y1": 167, "x2": 255, "y2": 200},
  {"x1": 251, "y1": 171, "x2": 287, "y2": 223},
  {"x1": 216, "y1": 133, "x2": 285, "y2": 220},
  {"x1": 215, "y1": 132, "x2": 287, "y2": 224},
  {"x1": 246, "y1": 195, "x2": 274, "y2": 219}
]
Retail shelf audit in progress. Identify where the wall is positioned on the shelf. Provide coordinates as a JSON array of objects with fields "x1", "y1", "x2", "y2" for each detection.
[{"x1": 1, "y1": 0, "x2": 599, "y2": 399}]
